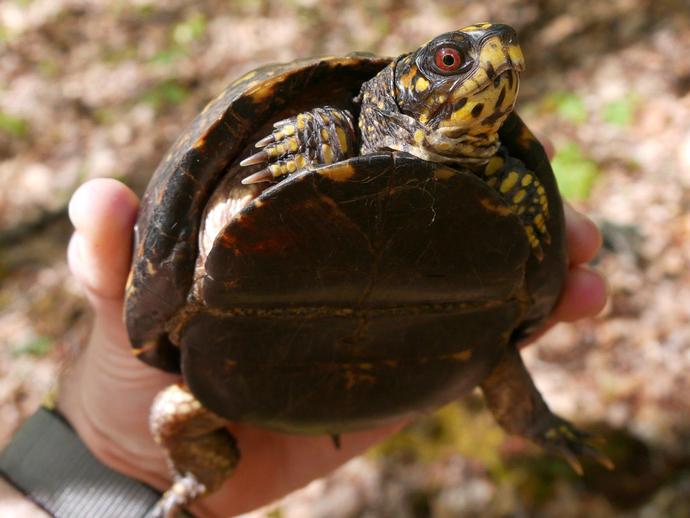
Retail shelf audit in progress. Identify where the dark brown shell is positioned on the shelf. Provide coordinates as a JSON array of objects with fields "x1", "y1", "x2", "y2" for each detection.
[{"x1": 125, "y1": 55, "x2": 566, "y2": 432}]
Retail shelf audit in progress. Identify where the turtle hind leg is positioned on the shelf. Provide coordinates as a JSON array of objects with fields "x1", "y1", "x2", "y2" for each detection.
[
  {"x1": 150, "y1": 383, "x2": 240, "y2": 518},
  {"x1": 481, "y1": 345, "x2": 613, "y2": 473}
]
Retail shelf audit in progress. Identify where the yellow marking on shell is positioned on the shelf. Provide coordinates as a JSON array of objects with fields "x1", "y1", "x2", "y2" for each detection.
[
  {"x1": 521, "y1": 174, "x2": 533, "y2": 186},
  {"x1": 319, "y1": 112, "x2": 330, "y2": 124},
  {"x1": 434, "y1": 167, "x2": 456, "y2": 180},
  {"x1": 336, "y1": 127, "x2": 348, "y2": 152},
  {"x1": 443, "y1": 350, "x2": 472, "y2": 361},
  {"x1": 512, "y1": 189, "x2": 527, "y2": 204},
  {"x1": 518, "y1": 124, "x2": 534, "y2": 147},
  {"x1": 344, "y1": 367, "x2": 376, "y2": 390},
  {"x1": 500, "y1": 171, "x2": 519, "y2": 193},
  {"x1": 320, "y1": 128, "x2": 330, "y2": 141},
  {"x1": 414, "y1": 128, "x2": 425, "y2": 144},
  {"x1": 419, "y1": 113, "x2": 429, "y2": 124},
  {"x1": 480, "y1": 197, "x2": 512, "y2": 216},
  {"x1": 235, "y1": 70, "x2": 257, "y2": 84},
  {"x1": 248, "y1": 81, "x2": 279, "y2": 103},
  {"x1": 321, "y1": 143, "x2": 334, "y2": 164},
  {"x1": 281, "y1": 124, "x2": 295, "y2": 136},
  {"x1": 415, "y1": 76, "x2": 430, "y2": 92},
  {"x1": 193, "y1": 136, "x2": 206, "y2": 149},
  {"x1": 318, "y1": 163, "x2": 356, "y2": 182},
  {"x1": 485, "y1": 156, "x2": 504, "y2": 176}
]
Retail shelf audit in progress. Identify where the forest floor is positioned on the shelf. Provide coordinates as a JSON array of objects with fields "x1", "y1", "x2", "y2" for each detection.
[{"x1": 1, "y1": 1, "x2": 690, "y2": 516}]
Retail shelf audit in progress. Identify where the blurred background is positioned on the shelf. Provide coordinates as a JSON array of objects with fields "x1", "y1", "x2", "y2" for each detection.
[{"x1": 1, "y1": 0, "x2": 690, "y2": 516}]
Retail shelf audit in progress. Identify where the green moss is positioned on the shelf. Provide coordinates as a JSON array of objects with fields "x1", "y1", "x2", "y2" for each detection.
[
  {"x1": 544, "y1": 91, "x2": 588, "y2": 124},
  {"x1": 372, "y1": 399, "x2": 507, "y2": 474},
  {"x1": 141, "y1": 79, "x2": 189, "y2": 110},
  {"x1": 551, "y1": 142, "x2": 600, "y2": 200},
  {"x1": 12, "y1": 335, "x2": 53, "y2": 358},
  {"x1": 0, "y1": 112, "x2": 29, "y2": 138},
  {"x1": 602, "y1": 94, "x2": 639, "y2": 127}
]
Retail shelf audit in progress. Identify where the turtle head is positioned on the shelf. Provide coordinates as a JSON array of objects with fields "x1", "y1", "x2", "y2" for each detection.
[{"x1": 362, "y1": 23, "x2": 525, "y2": 163}]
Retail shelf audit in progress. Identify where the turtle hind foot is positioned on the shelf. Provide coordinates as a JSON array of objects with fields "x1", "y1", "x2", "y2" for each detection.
[
  {"x1": 481, "y1": 345, "x2": 613, "y2": 475},
  {"x1": 529, "y1": 415, "x2": 615, "y2": 474},
  {"x1": 152, "y1": 473, "x2": 206, "y2": 518}
]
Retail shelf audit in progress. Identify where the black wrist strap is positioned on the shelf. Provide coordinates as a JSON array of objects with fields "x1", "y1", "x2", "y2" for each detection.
[{"x1": 0, "y1": 407, "x2": 191, "y2": 518}]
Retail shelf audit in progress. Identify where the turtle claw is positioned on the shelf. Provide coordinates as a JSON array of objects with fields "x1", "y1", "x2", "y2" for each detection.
[
  {"x1": 152, "y1": 473, "x2": 206, "y2": 518},
  {"x1": 534, "y1": 419, "x2": 614, "y2": 474},
  {"x1": 255, "y1": 134, "x2": 275, "y2": 148},
  {"x1": 240, "y1": 150, "x2": 269, "y2": 167},
  {"x1": 241, "y1": 168, "x2": 273, "y2": 184}
]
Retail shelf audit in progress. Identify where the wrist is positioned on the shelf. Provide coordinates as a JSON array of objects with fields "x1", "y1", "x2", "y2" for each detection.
[{"x1": 56, "y1": 354, "x2": 171, "y2": 494}]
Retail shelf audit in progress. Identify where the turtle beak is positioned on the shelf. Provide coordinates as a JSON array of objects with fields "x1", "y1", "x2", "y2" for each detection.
[{"x1": 505, "y1": 43, "x2": 525, "y2": 73}]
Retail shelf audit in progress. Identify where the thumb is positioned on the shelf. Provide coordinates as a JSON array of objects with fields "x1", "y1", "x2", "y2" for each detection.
[{"x1": 67, "y1": 179, "x2": 139, "y2": 310}]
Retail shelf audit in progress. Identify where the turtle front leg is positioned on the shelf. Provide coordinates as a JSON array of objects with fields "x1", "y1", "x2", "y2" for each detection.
[
  {"x1": 481, "y1": 345, "x2": 613, "y2": 473},
  {"x1": 150, "y1": 384, "x2": 240, "y2": 518},
  {"x1": 241, "y1": 106, "x2": 358, "y2": 184},
  {"x1": 481, "y1": 152, "x2": 551, "y2": 260}
]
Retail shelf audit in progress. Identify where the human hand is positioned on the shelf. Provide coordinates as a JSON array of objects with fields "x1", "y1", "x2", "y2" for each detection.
[{"x1": 57, "y1": 167, "x2": 605, "y2": 517}]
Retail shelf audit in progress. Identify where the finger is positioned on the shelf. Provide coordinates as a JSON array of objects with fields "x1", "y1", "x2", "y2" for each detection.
[
  {"x1": 68, "y1": 178, "x2": 139, "y2": 301},
  {"x1": 551, "y1": 265, "x2": 608, "y2": 323},
  {"x1": 564, "y1": 201, "x2": 602, "y2": 265}
]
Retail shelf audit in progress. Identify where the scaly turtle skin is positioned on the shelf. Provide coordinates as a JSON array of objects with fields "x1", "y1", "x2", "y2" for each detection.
[{"x1": 125, "y1": 23, "x2": 609, "y2": 516}]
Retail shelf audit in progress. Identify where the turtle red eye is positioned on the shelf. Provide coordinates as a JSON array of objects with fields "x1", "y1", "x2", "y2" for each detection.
[{"x1": 434, "y1": 47, "x2": 462, "y2": 72}]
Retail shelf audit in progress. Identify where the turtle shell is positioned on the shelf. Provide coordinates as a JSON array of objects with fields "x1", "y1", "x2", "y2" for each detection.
[{"x1": 125, "y1": 55, "x2": 566, "y2": 432}]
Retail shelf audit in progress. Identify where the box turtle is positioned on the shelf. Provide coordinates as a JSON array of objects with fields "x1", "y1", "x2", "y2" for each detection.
[{"x1": 125, "y1": 23, "x2": 609, "y2": 516}]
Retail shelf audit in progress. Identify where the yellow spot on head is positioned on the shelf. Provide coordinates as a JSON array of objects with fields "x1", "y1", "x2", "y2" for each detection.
[
  {"x1": 415, "y1": 76, "x2": 430, "y2": 92},
  {"x1": 414, "y1": 128, "x2": 425, "y2": 144},
  {"x1": 419, "y1": 113, "x2": 429, "y2": 124},
  {"x1": 500, "y1": 171, "x2": 519, "y2": 193}
]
